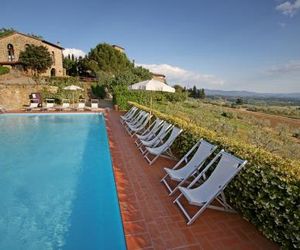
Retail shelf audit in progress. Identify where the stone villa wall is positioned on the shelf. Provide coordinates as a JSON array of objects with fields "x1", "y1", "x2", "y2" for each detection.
[
  {"x1": 0, "y1": 84, "x2": 45, "y2": 109},
  {"x1": 0, "y1": 81, "x2": 94, "y2": 110},
  {"x1": 0, "y1": 33, "x2": 64, "y2": 77}
]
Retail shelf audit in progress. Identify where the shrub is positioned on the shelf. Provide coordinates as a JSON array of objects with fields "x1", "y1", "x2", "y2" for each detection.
[
  {"x1": 91, "y1": 84, "x2": 106, "y2": 99},
  {"x1": 129, "y1": 101, "x2": 300, "y2": 249},
  {"x1": 40, "y1": 77, "x2": 86, "y2": 103},
  {"x1": 113, "y1": 85, "x2": 187, "y2": 110},
  {"x1": 0, "y1": 66, "x2": 10, "y2": 75},
  {"x1": 292, "y1": 130, "x2": 300, "y2": 139},
  {"x1": 221, "y1": 111, "x2": 234, "y2": 118}
]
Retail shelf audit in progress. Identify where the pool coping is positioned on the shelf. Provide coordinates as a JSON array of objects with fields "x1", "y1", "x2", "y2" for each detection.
[{"x1": 0, "y1": 112, "x2": 104, "y2": 116}]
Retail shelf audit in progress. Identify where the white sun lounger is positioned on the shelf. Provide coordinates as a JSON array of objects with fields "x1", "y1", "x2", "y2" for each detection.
[
  {"x1": 125, "y1": 111, "x2": 147, "y2": 128},
  {"x1": 122, "y1": 110, "x2": 143, "y2": 125},
  {"x1": 120, "y1": 106, "x2": 137, "y2": 122},
  {"x1": 139, "y1": 122, "x2": 173, "y2": 154},
  {"x1": 120, "y1": 107, "x2": 138, "y2": 124},
  {"x1": 61, "y1": 99, "x2": 71, "y2": 110},
  {"x1": 126, "y1": 113, "x2": 153, "y2": 137},
  {"x1": 144, "y1": 126, "x2": 183, "y2": 165},
  {"x1": 135, "y1": 118, "x2": 164, "y2": 146},
  {"x1": 174, "y1": 150, "x2": 247, "y2": 225},
  {"x1": 56, "y1": 99, "x2": 71, "y2": 111},
  {"x1": 125, "y1": 111, "x2": 146, "y2": 128},
  {"x1": 76, "y1": 100, "x2": 86, "y2": 111},
  {"x1": 42, "y1": 99, "x2": 55, "y2": 111},
  {"x1": 161, "y1": 139, "x2": 217, "y2": 195},
  {"x1": 90, "y1": 99, "x2": 99, "y2": 110},
  {"x1": 26, "y1": 99, "x2": 40, "y2": 111},
  {"x1": 0, "y1": 105, "x2": 6, "y2": 113}
]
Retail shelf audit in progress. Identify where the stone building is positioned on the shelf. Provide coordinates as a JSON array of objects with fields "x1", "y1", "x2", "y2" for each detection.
[
  {"x1": 0, "y1": 32, "x2": 64, "y2": 76},
  {"x1": 112, "y1": 44, "x2": 125, "y2": 53},
  {"x1": 152, "y1": 72, "x2": 166, "y2": 83}
]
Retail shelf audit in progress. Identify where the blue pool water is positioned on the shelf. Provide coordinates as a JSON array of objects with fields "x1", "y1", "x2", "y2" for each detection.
[{"x1": 0, "y1": 114, "x2": 126, "y2": 250}]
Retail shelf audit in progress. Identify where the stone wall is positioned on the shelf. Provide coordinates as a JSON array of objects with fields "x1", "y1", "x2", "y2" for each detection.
[
  {"x1": 0, "y1": 84, "x2": 44, "y2": 109},
  {"x1": 0, "y1": 82, "x2": 94, "y2": 110}
]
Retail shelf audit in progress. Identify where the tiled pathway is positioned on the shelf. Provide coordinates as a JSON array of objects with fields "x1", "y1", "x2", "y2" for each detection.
[{"x1": 106, "y1": 111, "x2": 278, "y2": 250}]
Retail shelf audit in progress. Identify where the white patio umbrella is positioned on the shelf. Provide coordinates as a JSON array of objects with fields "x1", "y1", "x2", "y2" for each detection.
[
  {"x1": 129, "y1": 79, "x2": 175, "y2": 93},
  {"x1": 63, "y1": 85, "x2": 83, "y2": 106}
]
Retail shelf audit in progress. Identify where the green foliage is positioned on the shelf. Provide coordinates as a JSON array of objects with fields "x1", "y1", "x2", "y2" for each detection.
[
  {"x1": 27, "y1": 33, "x2": 43, "y2": 39},
  {"x1": 91, "y1": 84, "x2": 106, "y2": 99},
  {"x1": 92, "y1": 66, "x2": 152, "y2": 98},
  {"x1": 111, "y1": 69, "x2": 151, "y2": 87},
  {"x1": 129, "y1": 101, "x2": 300, "y2": 249},
  {"x1": 221, "y1": 111, "x2": 234, "y2": 119},
  {"x1": 0, "y1": 27, "x2": 15, "y2": 38},
  {"x1": 63, "y1": 57, "x2": 78, "y2": 76},
  {"x1": 189, "y1": 86, "x2": 206, "y2": 99},
  {"x1": 292, "y1": 129, "x2": 300, "y2": 139},
  {"x1": 152, "y1": 99, "x2": 300, "y2": 161},
  {"x1": 19, "y1": 44, "x2": 52, "y2": 75},
  {"x1": 63, "y1": 56, "x2": 91, "y2": 77},
  {"x1": 85, "y1": 43, "x2": 132, "y2": 75},
  {"x1": 199, "y1": 88, "x2": 206, "y2": 99},
  {"x1": 131, "y1": 66, "x2": 152, "y2": 81},
  {"x1": 40, "y1": 77, "x2": 86, "y2": 103},
  {"x1": 174, "y1": 84, "x2": 184, "y2": 93},
  {"x1": 84, "y1": 43, "x2": 151, "y2": 87},
  {"x1": 0, "y1": 66, "x2": 10, "y2": 75},
  {"x1": 236, "y1": 98, "x2": 244, "y2": 105},
  {"x1": 113, "y1": 85, "x2": 187, "y2": 110}
]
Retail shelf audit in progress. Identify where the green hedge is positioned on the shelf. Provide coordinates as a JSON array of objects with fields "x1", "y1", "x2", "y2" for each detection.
[
  {"x1": 0, "y1": 66, "x2": 10, "y2": 75},
  {"x1": 129, "y1": 101, "x2": 300, "y2": 249},
  {"x1": 113, "y1": 85, "x2": 187, "y2": 110}
]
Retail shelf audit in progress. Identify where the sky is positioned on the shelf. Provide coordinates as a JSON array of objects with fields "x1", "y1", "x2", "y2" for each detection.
[{"x1": 1, "y1": 0, "x2": 300, "y2": 93}]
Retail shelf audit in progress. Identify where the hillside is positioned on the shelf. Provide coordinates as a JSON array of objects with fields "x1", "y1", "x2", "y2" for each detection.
[{"x1": 205, "y1": 89, "x2": 300, "y2": 100}]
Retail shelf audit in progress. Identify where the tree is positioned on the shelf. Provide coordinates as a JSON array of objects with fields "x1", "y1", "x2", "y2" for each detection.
[
  {"x1": 19, "y1": 44, "x2": 52, "y2": 76},
  {"x1": 174, "y1": 84, "x2": 184, "y2": 93},
  {"x1": 236, "y1": 98, "x2": 244, "y2": 105},
  {"x1": 199, "y1": 88, "x2": 206, "y2": 99},
  {"x1": 0, "y1": 27, "x2": 16, "y2": 37},
  {"x1": 63, "y1": 57, "x2": 78, "y2": 76},
  {"x1": 27, "y1": 33, "x2": 43, "y2": 39},
  {"x1": 192, "y1": 85, "x2": 197, "y2": 98},
  {"x1": 131, "y1": 66, "x2": 152, "y2": 81},
  {"x1": 85, "y1": 43, "x2": 132, "y2": 75}
]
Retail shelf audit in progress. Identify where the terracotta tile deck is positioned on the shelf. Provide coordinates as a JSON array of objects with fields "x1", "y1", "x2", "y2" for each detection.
[{"x1": 106, "y1": 111, "x2": 279, "y2": 250}]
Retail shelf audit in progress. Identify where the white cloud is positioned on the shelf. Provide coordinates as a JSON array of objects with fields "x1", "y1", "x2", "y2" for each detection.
[
  {"x1": 137, "y1": 63, "x2": 224, "y2": 88},
  {"x1": 267, "y1": 60, "x2": 300, "y2": 74},
  {"x1": 63, "y1": 48, "x2": 86, "y2": 58},
  {"x1": 278, "y1": 22, "x2": 287, "y2": 27},
  {"x1": 276, "y1": 0, "x2": 300, "y2": 17}
]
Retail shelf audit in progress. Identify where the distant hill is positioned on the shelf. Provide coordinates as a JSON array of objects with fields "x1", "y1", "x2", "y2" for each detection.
[{"x1": 204, "y1": 89, "x2": 300, "y2": 100}]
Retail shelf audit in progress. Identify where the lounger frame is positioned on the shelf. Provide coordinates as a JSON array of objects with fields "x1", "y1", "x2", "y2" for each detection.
[
  {"x1": 144, "y1": 127, "x2": 183, "y2": 165},
  {"x1": 135, "y1": 119, "x2": 164, "y2": 146},
  {"x1": 138, "y1": 123, "x2": 173, "y2": 154},
  {"x1": 174, "y1": 150, "x2": 247, "y2": 225},
  {"x1": 161, "y1": 139, "x2": 217, "y2": 195}
]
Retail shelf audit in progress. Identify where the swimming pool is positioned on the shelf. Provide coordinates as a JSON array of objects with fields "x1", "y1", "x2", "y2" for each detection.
[{"x1": 0, "y1": 114, "x2": 126, "y2": 250}]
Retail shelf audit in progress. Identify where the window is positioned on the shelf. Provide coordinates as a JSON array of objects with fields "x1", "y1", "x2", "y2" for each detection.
[
  {"x1": 50, "y1": 68, "x2": 56, "y2": 77},
  {"x1": 51, "y1": 51, "x2": 55, "y2": 64},
  {"x1": 7, "y1": 44, "x2": 15, "y2": 62}
]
